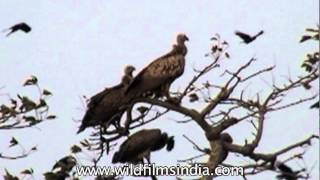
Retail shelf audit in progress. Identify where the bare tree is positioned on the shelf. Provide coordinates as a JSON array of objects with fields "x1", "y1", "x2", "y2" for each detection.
[
  {"x1": 76, "y1": 30, "x2": 319, "y2": 180},
  {"x1": 2, "y1": 27, "x2": 318, "y2": 180},
  {"x1": 1, "y1": 75, "x2": 55, "y2": 178}
]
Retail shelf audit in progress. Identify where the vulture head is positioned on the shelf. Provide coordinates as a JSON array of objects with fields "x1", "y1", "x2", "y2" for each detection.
[
  {"x1": 112, "y1": 129, "x2": 175, "y2": 164},
  {"x1": 124, "y1": 65, "x2": 136, "y2": 77},
  {"x1": 121, "y1": 65, "x2": 136, "y2": 86},
  {"x1": 220, "y1": 133, "x2": 233, "y2": 143},
  {"x1": 176, "y1": 33, "x2": 189, "y2": 44}
]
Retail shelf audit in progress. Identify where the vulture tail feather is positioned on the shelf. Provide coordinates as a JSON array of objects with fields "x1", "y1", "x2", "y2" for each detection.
[{"x1": 166, "y1": 136, "x2": 175, "y2": 151}]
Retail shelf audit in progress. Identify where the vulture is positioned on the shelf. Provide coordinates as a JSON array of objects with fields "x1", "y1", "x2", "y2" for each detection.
[
  {"x1": 235, "y1": 30, "x2": 264, "y2": 44},
  {"x1": 112, "y1": 129, "x2": 174, "y2": 164},
  {"x1": 125, "y1": 33, "x2": 189, "y2": 101},
  {"x1": 77, "y1": 65, "x2": 136, "y2": 134},
  {"x1": 219, "y1": 133, "x2": 233, "y2": 164},
  {"x1": 3, "y1": 22, "x2": 32, "y2": 37}
]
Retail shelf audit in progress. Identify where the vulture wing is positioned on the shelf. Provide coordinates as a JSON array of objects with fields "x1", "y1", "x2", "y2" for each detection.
[
  {"x1": 116, "y1": 129, "x2": 162, "y2": 162},
  {"x1": 125, "y1": 46, "x2": 185, "y2": 96},
  {"x1": 77, "y1": 84, "x2": 125, "y2": 133}
]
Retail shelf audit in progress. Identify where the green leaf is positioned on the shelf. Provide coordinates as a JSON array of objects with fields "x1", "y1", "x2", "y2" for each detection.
[
  {"x1": 4, "y1": 169, "x2": 19, "y2": 180},
  {"x1": 23, "y1": 116, "x2": 36, "y2": 122},
  {"x1": 70, "y1": 145, "x2": 82, "y2": 154},
  {"x1": 20, "y1": 168, "x2": 34, "y2": 175},
  {"x1": 46, "y1": 115, "x2": 56, "y2": 119},
  {"x1": 43, "y1": 89, "x2": 52, "y2": 96},
  {"x1": 9, "y1": 137, "x2": 18, "y2": 148},
  {"x1": 299, "y1": 35, "x2": 312, "y2": 43},
  {"x1": 31, "y1": 146, "x2": 37, "y2": 151},
  {"x1": 137, "y1": 106, "x2": 149, "y2": 114},
  {"x1": 23, "y1": 75, "x2": 38, "y2": 86},
  {"x1": 188, "y1": 93, "x2": 199, "y2": 102},
  {"x1": 225, "y1": 52, "x2": 230, "y2": 59},
  {"x1": 306, "y1": 28, "x2": 318, "y2": 32}
]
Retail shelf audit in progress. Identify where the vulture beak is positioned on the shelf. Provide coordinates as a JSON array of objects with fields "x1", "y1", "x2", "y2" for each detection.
[{"x1": 185, "y1": 35, "x2": 189, "y2": 41}]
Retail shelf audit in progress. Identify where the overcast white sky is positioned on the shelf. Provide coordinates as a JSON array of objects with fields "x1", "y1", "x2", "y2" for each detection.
[{"x1": 0, "y1": 1, "x2": 319, "y2": 180}]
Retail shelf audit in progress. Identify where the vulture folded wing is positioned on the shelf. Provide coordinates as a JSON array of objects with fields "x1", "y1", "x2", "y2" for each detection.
[
  {"x1": 88, "y1": 84, "x2": 122, "y2": 108},
  {"x1": 120, "y1": 129, "x2": 162, "y2": 159},
  {"x1": 77, "y1": 84, "x2": 124, "y2": 133},
  {"x1": 125, "y1": 48, "x2": 184, "y2": 95}
]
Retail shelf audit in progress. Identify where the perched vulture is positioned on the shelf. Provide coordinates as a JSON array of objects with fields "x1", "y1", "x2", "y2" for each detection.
[
  {"x1": 235, "y1": 30, "x2": 264, "y2": 44},
  {"x1": 112, "y1": 129, "x2": 174, "y2": 164},
  {"x1": 219, "y1": 133, "x2": 233, "y2": 164},
  {"x1": 3, "y1": 22, "x2": 32, "y2": 37},
  {"x1": 125, "y1": 33, "x2": 189, "y2": 101},
  {"x1": 77, "y1": 65, "x2": 136, "y2": 134}
]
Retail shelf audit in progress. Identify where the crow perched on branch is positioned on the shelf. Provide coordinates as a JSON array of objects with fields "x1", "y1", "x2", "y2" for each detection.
[
  {"x1": 235, "y1": 30, "x2": 264, "y2": 44},
  {"x1": 3, "y1": 22, "x2": 32, "y2": 37}
]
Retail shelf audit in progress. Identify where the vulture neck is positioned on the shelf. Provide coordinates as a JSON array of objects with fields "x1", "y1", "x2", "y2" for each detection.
[{"x1": 176, "y1": 41, "x2": 187, "y2": 56}]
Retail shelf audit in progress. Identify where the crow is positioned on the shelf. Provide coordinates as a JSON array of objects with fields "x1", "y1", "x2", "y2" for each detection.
[
  {"x1": 3, "y1": 22, "x2": 32, "y2": 37},
  {"x1": 235, "y1": 30, "x2": 264, "y2": 44}
]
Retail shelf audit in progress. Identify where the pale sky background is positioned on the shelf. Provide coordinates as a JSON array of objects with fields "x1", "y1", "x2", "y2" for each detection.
[{"x1": 0, "y1": 1, "x2": 319, "y2": 180}]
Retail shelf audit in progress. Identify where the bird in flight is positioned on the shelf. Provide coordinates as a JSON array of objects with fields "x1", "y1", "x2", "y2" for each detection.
[
  {"x1": 235, "y1": 30, "x2": 264, "y2": 44},
  {"x1": 3, "y1": 22, "x2": 32, "y2": 37}
]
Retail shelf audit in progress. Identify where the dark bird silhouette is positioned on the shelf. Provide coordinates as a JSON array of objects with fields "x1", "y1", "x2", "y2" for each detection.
[
  {"x1": 235, "y1": 30, "x2": 264, "y2": 44},
  {"x1": 112, "y1": 129, "x2": 174, "y2": 164},
  {"x1": 275, "y1": 161, "x2": 300, "y2": 180},
  {"x1": 3, "y1": 22, "x2": 31, "y2": 37},
  {"x1": 77, "y1": 65, "x2": 136, "y2": 134},
  {"x1": 219, "y1": 133, "x2": 233, "y2": 164},
  {"x1": 125, "y1": 34, "x2": 188, "y2": 102}
]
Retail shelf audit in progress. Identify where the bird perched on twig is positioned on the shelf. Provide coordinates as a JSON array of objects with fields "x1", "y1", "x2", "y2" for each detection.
[
  {"x1": 77, "y1": 65, "x2": 136, "y2": 134},
  {"x1": 3, "y1": 22, "x2": 32, "y2": 37},
  {"x1": 235, "y1": 30, "x2": 264, "y2": 44},
  {"x1": 125, "y1": 33, "x2": 189, "y2": 103},
  {"x1": 112, "y1": 129, "x2": 174, "y2": 164}
]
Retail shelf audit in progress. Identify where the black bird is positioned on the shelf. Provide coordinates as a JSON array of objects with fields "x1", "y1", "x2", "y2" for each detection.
[
  {"x1": 3, "y1": 22, "x2": 32, "y2": 37},
  {"x1": 112, "y1": 129, "x2": 174, "y2": 164},
  {"x1": 77, "y1": 65, "x2": 136, "y2": 134},
  {"x1": 275, "y1": 161, "x2": 300, "y2": 180},
  {"x1": 235, "y1": 30, "x2": 264, "y2": 44},
  {"x1": 219, "y1": 133, "x2": 233, "y2": 164}
]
